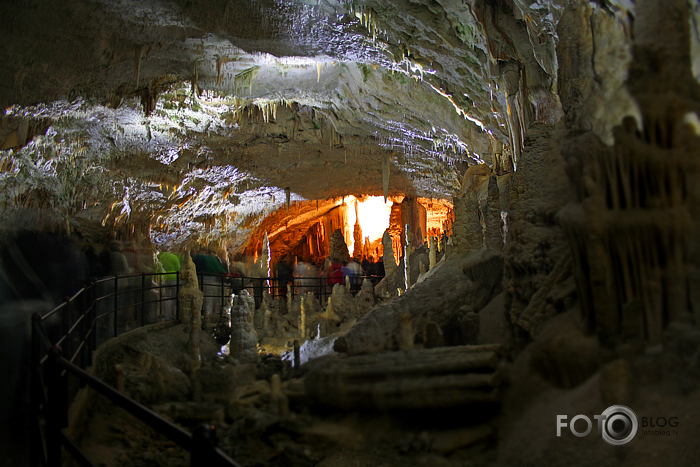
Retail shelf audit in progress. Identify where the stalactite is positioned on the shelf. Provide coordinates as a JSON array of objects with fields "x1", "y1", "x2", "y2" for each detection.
[
  {"x1": 261, "y1": 232, "x2": 270, "y2": 280},
  {"x1": 285, "y1": 186, "x2": 291, "y2": 212},
  {"x1": 134, "y1": 45, "x2": 145, "y2": 89},
  {"x1": 404, "y1": 224, "x2": 411, "y2": 291},
  {"x1": 559, "y1": 1, "x2": 699, "y2": 350},
  {"x1": 382, "y1": 152, "x2": 390, "y2": 203}
]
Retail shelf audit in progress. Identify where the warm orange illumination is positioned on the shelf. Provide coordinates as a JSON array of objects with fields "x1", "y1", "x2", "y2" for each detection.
[{"x1": 345, "y1": 196, "x2": 393, "y2": 254}]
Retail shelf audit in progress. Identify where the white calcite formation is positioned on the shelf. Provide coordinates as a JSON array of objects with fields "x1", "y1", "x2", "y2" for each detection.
[
  {"x1": 178, "y1": 253, "x2": 203, "y2": 327},
  {"x1": 228, "y1": 291, "x2": 259, "y2": 364}
]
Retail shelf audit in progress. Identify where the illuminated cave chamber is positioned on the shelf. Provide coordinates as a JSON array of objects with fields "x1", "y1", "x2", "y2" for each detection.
[
  {"x1": 5, "y1": 0, "x2": 700, "y2": 466},
  {"x1": 243, "y1": 195, "x2": 454, "y2": 269}
]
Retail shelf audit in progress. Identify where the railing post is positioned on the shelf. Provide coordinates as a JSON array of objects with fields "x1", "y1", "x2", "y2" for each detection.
[
  {"x1": 191, "y1": 424, "x2": 218, "y2": 466},
  {"x1": 62, "y1": 296, "x2": 70, "y2": 344},
  {"x1": 46, "y1": 347, "x2": 67, "y2": 467},
  {"x1": 80, "y1": 289, "x2": 88, "y2": 372},
  {"x1": 91, "y1": 281, "x2": 97, "y2": 352},
  {"x1": 113, "y1": 276, "x2": 119, "y2": 338},
  {"x1": 175, "y1": 270, "x2": 180, "y2": 322},
  {"x1": 158, "y1": 273, "x2": 163, "y2": 320},
  {"x1": 221, "y1": 273, "x2": 225, "y2": 313},
  {"x1": 30, "y1": 313, "x2": 44, "y2": 467},
  {"x1": 141, "y1": 273, "x2": 146, "y2": 328}
]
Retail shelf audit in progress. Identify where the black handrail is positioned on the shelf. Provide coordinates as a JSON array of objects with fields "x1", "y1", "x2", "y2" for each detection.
[
  {"x1": 30, "y1": 269, "x2": 384, "y2": 466},
  {"x1": 30, "y1": 270, "x2": 242, "y2": 466}
]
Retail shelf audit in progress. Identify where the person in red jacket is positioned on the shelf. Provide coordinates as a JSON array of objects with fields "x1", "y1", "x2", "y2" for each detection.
[{"x1": 327, "y1": 260, "x2": 344, "y2": 287}]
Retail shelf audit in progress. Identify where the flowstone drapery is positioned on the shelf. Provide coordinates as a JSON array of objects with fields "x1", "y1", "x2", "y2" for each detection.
[{"x1": 559, "y1": 0, "x2": 700, "y2": 348}]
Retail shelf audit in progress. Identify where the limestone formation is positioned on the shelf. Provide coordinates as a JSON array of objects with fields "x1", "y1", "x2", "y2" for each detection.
[
  {"x1": 382, "y1": 229, "x2": 397, "y2": 277},
  {"x1": 228, "y1": 291, "x2": 259, "y2": 363},
  {"x1": 300, "y1": 292, "x2": 317, "y2": 339},
  {"x1": 355, "y1": 278, "x2": 375, "y2": 317},
  {"x1": 557, "y1": 0, "x2": 699, "y2": 347},
  {"x1": 429, "y1": 236, "x2": 437, "y2": 270},
  {"x1": 403, "y1": 224, "x2": 411, "y2": 291},
  {"x1": 382, "y1": 152, "x2": 390, "y2": 202},
  {"x1": 329, "y1": 228, "x2": 350, "y2": 263},
  {"x1": 453, "y1": 164, "x2": 491, "y2": 254},
  {"x1": 352, "y1": 200, "x2": 363, "y2": 258},
  {"x1": 261, "y1": 232, "x2": 270, "y2": 278},
  {"x1": 395, "y1": 313, "x2": 415, "y2": 350},
  {"x1": 485, "y1": 175, "x2": 502, "y2": 251},
  {"x1": 305, "y1": 345, "x2": 503, "y2": 410},
  {"x1": 424, "y1": 321, "x2": 446, "y2": 348},
  {"x1": 185, "y1": 316, "x2": 201, "y2": 372},
  {"x1": 503, "y1": 122, "x2": 572, "y2": 339},
  {"x1": 336, "y1": 250, "x2": 503, "y2": 355},
  {"x1": 269, "y1": 374, "x2": 289, "y2": 417},
  {"x1": 178, "y1": 253, "x2": 203, "y2": 327}
]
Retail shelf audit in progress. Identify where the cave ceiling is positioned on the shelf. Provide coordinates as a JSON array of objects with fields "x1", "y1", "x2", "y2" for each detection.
[{"x1": 0, "y1": 0, "x2": 664, "y2": 250}]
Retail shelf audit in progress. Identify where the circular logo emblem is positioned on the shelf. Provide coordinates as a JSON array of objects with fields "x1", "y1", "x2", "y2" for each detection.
[{"x1": 601, "y1": 405, "x2": 638, "y2": 446}]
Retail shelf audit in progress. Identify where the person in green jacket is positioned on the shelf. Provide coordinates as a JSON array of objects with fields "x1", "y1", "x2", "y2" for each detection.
[
  {"x1": 158, "y1": 251, "x2": 181, "y2": 282},
  {"x1": 157, "y1": 251, "x2": 181, "y2": 320}
]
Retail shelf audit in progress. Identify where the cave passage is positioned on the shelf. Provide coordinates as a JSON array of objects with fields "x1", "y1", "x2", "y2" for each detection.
[{"x1": 243, "y1": 195, "x2": 454, "y2": 274}]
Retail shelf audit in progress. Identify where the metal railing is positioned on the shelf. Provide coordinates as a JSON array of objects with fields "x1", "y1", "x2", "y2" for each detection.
[
  {"x1": 30, "y1": 270, "x2": 383, "y2": 466},
  {"x1": 30, "y1": 271, "x2": 240, "y2": 467},
  {"x1": 197, "y1": 272, "x2": 384, "y2": 310}
]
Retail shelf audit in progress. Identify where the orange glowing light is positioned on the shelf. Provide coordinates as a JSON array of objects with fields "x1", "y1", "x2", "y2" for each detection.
[{"x1": 345, "y1": 196, "x2": 393, "y2": 254}]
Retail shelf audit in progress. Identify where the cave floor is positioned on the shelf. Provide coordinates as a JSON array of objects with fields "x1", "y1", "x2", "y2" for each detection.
[{"x1": 69, "y1": 322, "x2": 499, "y2": 467}]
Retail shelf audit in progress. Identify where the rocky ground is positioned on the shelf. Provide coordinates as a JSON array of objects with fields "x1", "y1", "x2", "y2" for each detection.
[{"x1": 69, "y1": 320, "x2": 502, "y2": 467}]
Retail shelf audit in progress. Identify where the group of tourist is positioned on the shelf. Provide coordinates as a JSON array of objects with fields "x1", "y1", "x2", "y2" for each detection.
[{"x1": 271, "y1": 254, "x2": 387, "y2": 299}]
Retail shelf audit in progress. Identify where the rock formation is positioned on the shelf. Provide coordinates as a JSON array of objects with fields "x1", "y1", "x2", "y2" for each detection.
[
  {"x1": 178, "y1": 253, "x2": 203, "y2": 327},
  {"x1": 328, "y1": 228, "x2": 350, "y2": 264},
  {"x1": 228, "y1": 291, "x2": 259, "y2": 364}
]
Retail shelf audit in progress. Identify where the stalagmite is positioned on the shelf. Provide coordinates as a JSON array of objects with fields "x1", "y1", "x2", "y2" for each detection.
[
  {"x1": 300, "y1": 293, "x2": 307, "y2": 339},
  {"x1": 228, "y1": 291, "x2": 259, "y2": 363},
  {"x1": 185, "y1": 315, "x2": 201, "y2": 372},
  {"x1": 355, "y1": 278, "x2": 375, "y2": 316},
  {"x1": 329, "y1": 228, "x2": 350, "y2": 263},
  {"x1": 382, "y1": 229, "x2": 397, "y2": 277},
  {"x1": 429, "y1": 236, "x2": 437, "y2": 269},
  {"x1": 178, "y1": 253, "x2": 203, "y2": 326},
  {"x1": 352, "y1": 200, "x2": 363, "y2": 258}
]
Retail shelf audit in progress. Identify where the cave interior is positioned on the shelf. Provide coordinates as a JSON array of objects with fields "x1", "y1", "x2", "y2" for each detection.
[{"x1": 3, "y1": 0, "x2": 700, "y2": 466}]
